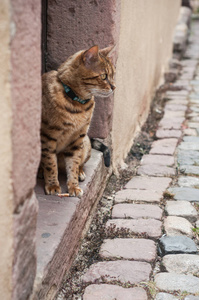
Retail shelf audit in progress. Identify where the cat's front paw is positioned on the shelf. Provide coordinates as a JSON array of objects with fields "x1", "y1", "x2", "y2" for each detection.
[
  {"x1": 68, "y1": 186, "x2": 83, "y2": 198},
  {"x1": 79, "y1": 170, "x2": 86, "y2": 182},
  {"x1": 45, "y1": 184, "x2": 61, "y2": 195}
]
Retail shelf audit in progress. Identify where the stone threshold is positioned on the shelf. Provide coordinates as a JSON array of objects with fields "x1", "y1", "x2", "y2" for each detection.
[{"x1": 31, "y1": 149, "x2": 111, "y2": 299}]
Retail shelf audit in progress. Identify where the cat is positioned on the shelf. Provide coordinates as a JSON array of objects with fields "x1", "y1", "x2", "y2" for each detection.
[{"x1": 40, "y1": 45, "x2": 115, "y2": 197}]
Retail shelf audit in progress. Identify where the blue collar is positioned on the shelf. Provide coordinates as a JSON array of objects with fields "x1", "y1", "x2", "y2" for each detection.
[{"x1": 62, "y1": 82, "x2": 91, "y2": 104}]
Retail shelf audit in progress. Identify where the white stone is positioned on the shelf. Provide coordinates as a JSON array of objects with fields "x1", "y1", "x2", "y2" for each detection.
[
  {"x1": 164, "y1": 216, "x2": 194, "y2": 237},
  {"x1": 165, "y1": 201, "x2": 197, "y2": 222},
  {"x1": 178, "y1": 176, "x2": 199, "y2": 188},
  {"x1": 162, "y1": 254, "x2": 199, "y2": 276},
  {"x1": 155, "y1": 273, "x2": 199, "y2": 293},
  {"x1": 155, "y1": 293, "x2": 177, "y2": 300}
]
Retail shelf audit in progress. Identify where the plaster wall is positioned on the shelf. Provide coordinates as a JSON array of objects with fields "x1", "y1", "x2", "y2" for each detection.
[
  {"x1": 0, "y1": 1, "x2": 13, "y2": 299},
  {"x1": 112, "y1": 0, "x2": 181, "y2": 170}
]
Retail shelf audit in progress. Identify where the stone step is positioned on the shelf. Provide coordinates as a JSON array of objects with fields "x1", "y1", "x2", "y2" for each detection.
[
  {"x1": 99, "y1": 238, "x2": 156, "y2": 262},
  {"x1": 106, "y1": 218, "x2": 162, "y2": 238},
  {"x1": 83, "y1": 284, "x2": 147, "y2": 300},
  {"x1": 82, "y1": 260, "x2": 151, "y2": 285},
  {"x1": 33, "y1": 149, "x2": 109, "y2": 298}
]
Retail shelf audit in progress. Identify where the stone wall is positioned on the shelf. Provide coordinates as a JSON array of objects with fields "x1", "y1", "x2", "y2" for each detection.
[
  {"x1": 0, "y1": 1, "x2": 41, "y2": 299},
  {"x1": 0, "y1": 1, "x2": 13, "y2": 299},
  {"x1": 11, "y1": 0, "x2": 41, "y2": 298}
]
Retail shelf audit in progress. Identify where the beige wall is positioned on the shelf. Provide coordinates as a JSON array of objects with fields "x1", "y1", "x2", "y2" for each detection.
[
  {"x1": 0, "y1": 1, "x2": 13, "y2": 299},
  {"x1": 112, "y1": 0, "x2": 181, "y2": 171}
]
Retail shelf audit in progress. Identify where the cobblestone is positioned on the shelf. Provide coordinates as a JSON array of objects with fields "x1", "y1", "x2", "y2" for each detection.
[
  {"x1": 106, "y1": 218, "x2": 162, "y2": 238},
  {"x1": 155, "y1": 293, "x2": 178, "y2": 300},
  {"x1": 141, "y1": 154, "x2": 174, "y2": 166},
  {"x1": 83, "y1": 285, "x2": 147, "y2": 300},
  {"x1": 158, "y1": 236, "x2": 197, "y2": 256},
  {"x1": 162, "y1": 254, "x2": 199, "y2": 276},
  {"x1": 125, "y1": 176, "x2": 172, "y2": 191},
  {"x1": 155, "y1": 273, "x2": 199, "y2": 294},
  {"x1": 137, "y1": 164, "x2": 175, "y2": 177},
  {"x1": 99, "y1": 238, "x2": 156, "y2": 262},
  {"x1": 82, "y1": 261, "x2": 152, "y2": 285},
  {"x1": 115, "y1": 189, "x2": 162, "y2": 203},
  {"x1": 168, "y1": 187, "x2": 199, "y2": 202},
  {"x1": 165, "y1": 200, "x2": 197, "y2": 222},
  {"x1": 150, "y1": 138, "x2": 178, "y2": 155},
  {"x1": 164, "y1": 216, "x2": 194, "y2": 237},
  {"x1": 112, "y1": 203, "x2": 162, "y2": 220}
]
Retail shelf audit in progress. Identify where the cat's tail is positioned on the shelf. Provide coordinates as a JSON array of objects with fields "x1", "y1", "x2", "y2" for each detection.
[{"x1": 90, "y1": 138, "x2": 111, "y2": 167}]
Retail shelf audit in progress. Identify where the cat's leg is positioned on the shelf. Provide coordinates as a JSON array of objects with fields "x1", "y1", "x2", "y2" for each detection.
[
  {"x1": 78, "y1": 135, "x2": 91, "y2": 182},
  {"x1": 41, "y1": 145, "x2": 61, "y2": 195},
  {"x1": 64, "y1": 151, "x2": 83, "y2": 197},
  {"x1": 64, "y1": 135, "x2": 91, "y2": 197}
]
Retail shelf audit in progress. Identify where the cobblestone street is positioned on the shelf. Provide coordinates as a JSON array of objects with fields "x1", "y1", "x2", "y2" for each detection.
[{"x1": 80, "y1": 19, "x2": 199, "y2": 300}]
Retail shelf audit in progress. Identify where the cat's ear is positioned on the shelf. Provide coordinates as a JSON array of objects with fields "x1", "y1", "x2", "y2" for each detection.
[
  {"x1": 100, "y1": 45, "x2": 115, "y2": 57},
  {"x1": 82, "y1": 45, "x2": 99, "y2": 66}
]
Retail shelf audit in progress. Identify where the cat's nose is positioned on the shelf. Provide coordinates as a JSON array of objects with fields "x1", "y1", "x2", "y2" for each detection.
[{"x1": 110, "y1": 83, "x2": 116, "y2": 91}]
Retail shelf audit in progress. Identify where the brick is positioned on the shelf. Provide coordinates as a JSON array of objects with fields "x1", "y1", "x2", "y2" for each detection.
[
  {"x1": 115, "y1": 189, "x2": 162, "y2": 203},
  {"x1": 150, "y1": 138, "x2": 178, "y2": 155},
  {"x1": 125, "y1": 176, "x2": 172, "y2": 191},
  {"x1": 83, "y1": 284, "x2": 147, "y2": 300},
  {"x1": 156, "y1": 129, "x2": 182, "y2": 139},
  {"x1": 99, "y1": 238, "x2": 156, "y2": 262},
  {"x1": 82, "y1": 261, "x2": 152, "y2": 285},
  {"x1": 141, "y1": 154, "x2": 174, "y2": 166},
  {"x1": 112, "y1": 203, "x2": 162, "y2": 220},
  {"x1": 106, "y1": 219, "x2": 162, "y2": 238},
  {"x1": 137, "y1": 165, "x2": 175, "y2": 177}
]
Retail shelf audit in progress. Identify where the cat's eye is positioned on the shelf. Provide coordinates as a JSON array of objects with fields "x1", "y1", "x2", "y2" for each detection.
[{"x1": 101, "y1": 74, "x2": 107, "y2": 80}]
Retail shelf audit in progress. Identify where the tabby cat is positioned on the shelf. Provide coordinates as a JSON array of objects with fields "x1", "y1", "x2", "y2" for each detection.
[{"x1": 41, "y1": 45, "x2": 115, "y2": 197}]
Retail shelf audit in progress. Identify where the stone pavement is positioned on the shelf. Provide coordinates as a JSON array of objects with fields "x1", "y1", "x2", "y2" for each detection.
[{"x1": 81, "y1": 20, "x2": 199, "y2": 300}]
